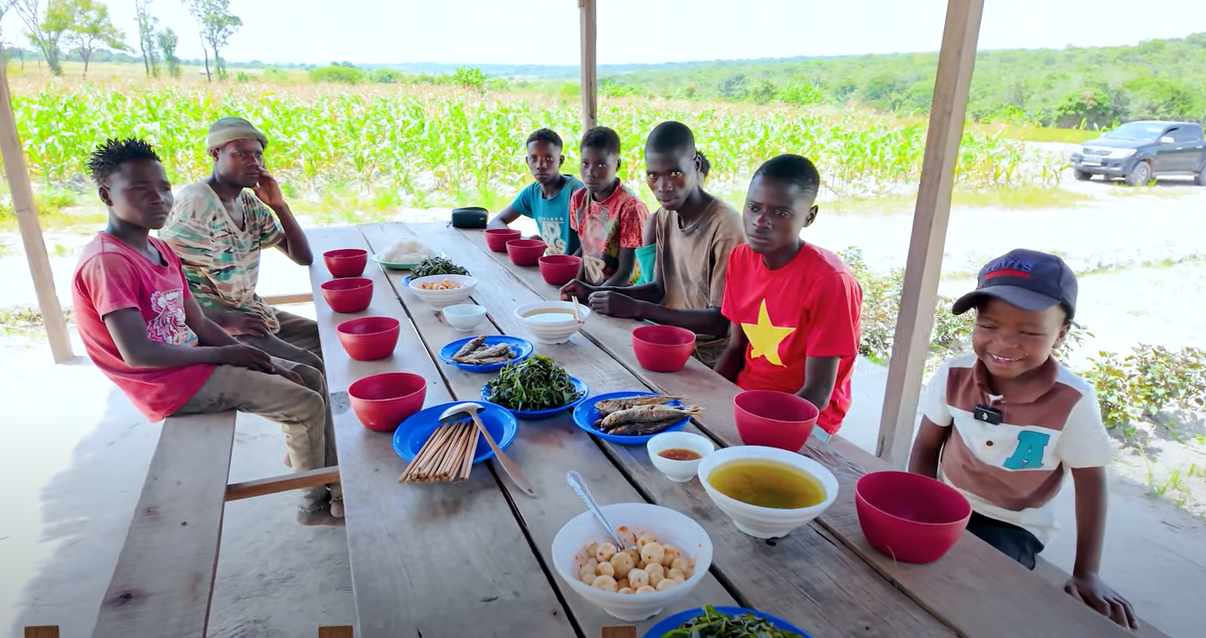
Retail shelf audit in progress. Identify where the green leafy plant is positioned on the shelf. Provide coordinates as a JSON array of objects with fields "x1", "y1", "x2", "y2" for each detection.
[{"x1": 1083, "y1": 345, "x2": 1206, "y2": 433}]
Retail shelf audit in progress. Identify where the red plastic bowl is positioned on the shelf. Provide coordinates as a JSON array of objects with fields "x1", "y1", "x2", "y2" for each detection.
[
  {"x1": 538, "y1": 254, "x2": 582, "y2": 286},
  {"x1": 632, "y1": 325, "x2": 696, "y2": 373},
  {"x1": 485, "y1": 229, "x2": 522, "y2": 252},
  {"x1": 855, "y1": 471, "x2": 972, "y2": 564},
  {"x1": 320, "y1": 277, "x2": 373, "y2": 313},
  {"x1": 348, "y1": 372, "x2": 427, "y2": 432},
  {"x1": 506, "y1": 239, "x2": 547, "y2": 267},
  {"x1": 733, "y1": 390, "x2": 819, "y2": 451},
  {"x1": 336, "y1": 316, "x2": 400, "y2": 361},
  {"x1": 323, "y1": 249, "x2": 368, "y2": 278}
]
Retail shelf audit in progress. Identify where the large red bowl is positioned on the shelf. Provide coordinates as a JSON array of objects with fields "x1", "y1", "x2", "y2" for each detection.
[
  {"x1": 323, "y1": 248, "x2": 367, "y2": 278},
  {"x1": 733, "y1": 390, "x2": 819, "y2": 451},
  {"x1": 348, "y1": 372, "x2": 427, "y2": 432},
  {"x1": 485, "y1": 229, "x2": 522, "y2": 252},
  {"x1": 336, "y1": 316, "x2": 400, "y2": 361},
  {"x1": 855, "y1": 471, "x2": 971, "y2": 564},
  {"x1": 632, "y1": 325, "x2": 696, "y2": 373},
  {"x1": 507, "y1": 239, "x2": 547, "y2": 267},
  {"x1": 538, "y1": 254, "x2": 582, "y2": 286},
  {"x1": 320, "y1": 277, "x2": 373, "y2": 313}
]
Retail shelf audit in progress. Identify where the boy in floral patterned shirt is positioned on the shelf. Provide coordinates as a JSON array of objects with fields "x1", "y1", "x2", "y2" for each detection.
[{"x1": 567, "y1": 126, "x2": 649, "y2": 286}]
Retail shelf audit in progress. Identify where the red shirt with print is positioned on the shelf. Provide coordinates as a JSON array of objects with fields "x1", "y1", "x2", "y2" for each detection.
[
  {"x1": 569, "y1": 183, "x2": 648, "y2": 285},
  {"x1": 72, "y1": 233, "x2": 215, "y2": 422},
  {"x1": 721, "y1": 243, "x2": 862, "y2": 434}
]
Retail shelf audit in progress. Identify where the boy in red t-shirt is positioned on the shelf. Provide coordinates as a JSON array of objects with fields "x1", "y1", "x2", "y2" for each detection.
[
  {"x1": 71, "y1": 138, "x2": 343, "y2": 526},
  {"x1": 565, "y1": 126, "x2": 648, "y2": 286},
  {"x1": 716, "y1": 154, "x2": 863, "y2": 440}
]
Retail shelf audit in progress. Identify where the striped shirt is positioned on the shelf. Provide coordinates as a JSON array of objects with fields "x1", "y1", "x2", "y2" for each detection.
[{"x1": 920, "y1": 354, "x2": 1113, "y2": 545}]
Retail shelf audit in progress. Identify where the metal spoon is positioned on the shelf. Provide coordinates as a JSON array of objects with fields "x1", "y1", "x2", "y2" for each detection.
[
  {"x1": 566, "y1": 471, "x2": 637, "y2": 552},
  {"x1": 439, "y1": 403, "x2": 536, "y2": 498}
]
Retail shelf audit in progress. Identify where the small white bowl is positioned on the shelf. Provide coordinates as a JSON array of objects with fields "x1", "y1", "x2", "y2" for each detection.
[
  {"x1": 442, "y1": 304, "x2": 487, "y2": 332},
  {"x1": 697, "y1": 445, "x2": 839, "y2": 539},
  {"x1": 408, "y1": 274, "x2": 477, "y2": 310},
  {"x1": 514, "y1": 300, "x2": 591, "y2": 345},
  {"x1": 551, "y1": 502, "x2": 713, "y2": 621},
  {"x1": 647, "y1": 432, "x2": 714, "y2": 483}
]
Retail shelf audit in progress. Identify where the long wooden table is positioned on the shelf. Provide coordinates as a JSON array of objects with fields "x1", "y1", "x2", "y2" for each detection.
[{"x1": 306, "y1": 221, "x2": 1141, "y2": 638}]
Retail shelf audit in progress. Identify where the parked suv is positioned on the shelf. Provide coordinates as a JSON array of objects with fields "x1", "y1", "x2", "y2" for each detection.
[{"x1": 1070, "y1": 121, "x2": 1206, "y2": 186}]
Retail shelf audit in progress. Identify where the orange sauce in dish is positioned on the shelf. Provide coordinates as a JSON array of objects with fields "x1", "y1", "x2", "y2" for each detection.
[{"x1": 659, "y1": 448, "x2": 702, "y2": 461}]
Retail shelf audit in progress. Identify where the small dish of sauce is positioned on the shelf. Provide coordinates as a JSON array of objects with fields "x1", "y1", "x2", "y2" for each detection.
[{"x1": 658, "y1": 448, "x2": 702, "y2": 461}]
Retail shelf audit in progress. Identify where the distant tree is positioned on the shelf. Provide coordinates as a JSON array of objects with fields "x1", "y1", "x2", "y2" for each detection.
[
  {"x1": 15, "y1": 0, "x2": 71, "y2": 75},
  {"x1": 135, "y1": 0, "x2": 159, "y2": 77},
  {"x1": 750, "y1": 80, "x2": 777, "y2": 105},
  {"x1": 1123, "y1": 77, "x2": 1198, "y2": 121},
  {"x1": 451, "y1": 65, "x2": 488, "y2": 92},
  {"x1": 63, "y1": 0, "x2": 128, "y2": 75},
  {"x1": 717, "y1": 74, "x2": 747, "y2": 100},
  {"x1": 309, "y1": 64, "x2": 366, "y2": 84},
  {"x1": 860, "y1": 74, "x2": 910, "y2": 112},
  {"x1": 370, "y1": 68, "x2": 403, "y2": 84},
  {"x1": 182, "y1": 0, "x2": 241, "y2": 81},
  {"x1": 156, "y1": 25, "x2": 180, "y2": 77},
  {"x1": 779, "y1": 82, "x2": 826, "y2": 106}
]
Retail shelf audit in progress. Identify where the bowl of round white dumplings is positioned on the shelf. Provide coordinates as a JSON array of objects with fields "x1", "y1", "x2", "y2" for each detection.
[{"x1": 551, "y1": 502, "x2": 714, "y2": 621}]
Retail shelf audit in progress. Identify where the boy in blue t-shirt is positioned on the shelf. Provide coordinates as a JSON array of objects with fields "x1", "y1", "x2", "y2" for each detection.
[{"x1": 487, "y1": 128, "x2": 584, "y2": 255}]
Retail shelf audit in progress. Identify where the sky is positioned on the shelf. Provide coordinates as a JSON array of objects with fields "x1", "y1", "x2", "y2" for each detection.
[{"x1": 3, "y1": 0, "x2": 1206, "y2": 67}]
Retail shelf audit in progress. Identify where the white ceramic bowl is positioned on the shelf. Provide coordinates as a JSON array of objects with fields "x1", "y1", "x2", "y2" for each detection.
[
  {"x1": 647, "y1": 432, "x2": 715, "y2": 483},
  {"x1": 697, "y1": 445, "x2": 839, "y2": 539},
  {"x1": 407, "y1": 274, "x2": 477, "y2": 310},
  {"x1": 442, "y1": 304, "x2": 487, "y2": 331},
  {"x1": 551, "y1": 502, "x2": 713, "y2": 621},
  {"x1": 514, "y1": 300, "x2": 591, "y2": 345}
]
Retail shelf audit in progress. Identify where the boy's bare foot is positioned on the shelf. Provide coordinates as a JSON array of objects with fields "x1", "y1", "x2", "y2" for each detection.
[
  {"x1": 283, "y1": 453, "x2": 292, "y2": 468},
  {"x1": 297, "y1": 504, "x2": 345, "y2": 527},
  {"x1": 330, "y1": 497, "x2": 345, "y2": 518}
]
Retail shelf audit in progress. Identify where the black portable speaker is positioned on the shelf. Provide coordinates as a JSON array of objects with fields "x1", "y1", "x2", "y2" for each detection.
[{"x1": 450, "y1": 206, "x2": 488, "y2": 229}]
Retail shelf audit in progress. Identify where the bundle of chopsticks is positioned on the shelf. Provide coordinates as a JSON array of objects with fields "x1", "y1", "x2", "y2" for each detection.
[{"x1": 399, "y1": 419, "x2": 480, "y2": 483}]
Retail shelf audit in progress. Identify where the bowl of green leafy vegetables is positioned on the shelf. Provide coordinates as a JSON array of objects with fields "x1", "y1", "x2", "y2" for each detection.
[
  {"x1": 481, "y1": 355, "x2": 589, "y2": 420},
  {"x1": 642, "y1": 605, "x2": 810, "y2": 637},
  {"x1": 411, "y1": 256, "x2": 470, "y2": 279}
]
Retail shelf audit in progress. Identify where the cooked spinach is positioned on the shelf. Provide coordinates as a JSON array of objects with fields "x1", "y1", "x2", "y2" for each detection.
[
  {"x1": 661, "y1": 606, "x2": 803, "y2": 638},
  {"x1": 483, "y1": 355, "x2": 581, "y2": 411},
  {"x1": 412, "y1": 256, "x2": 470, "y2": 278}
]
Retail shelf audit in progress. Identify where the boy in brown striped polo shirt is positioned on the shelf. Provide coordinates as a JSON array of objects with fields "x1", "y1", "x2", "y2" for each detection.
[{"x1": 909, "y1": 249, "x2": 1138, "y2": 630}]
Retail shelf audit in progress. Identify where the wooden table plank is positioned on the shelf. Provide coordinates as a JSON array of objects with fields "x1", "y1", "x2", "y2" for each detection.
[
  {"x1": 362, "y1": 223, "x2": 737, "y2": 636},
  {"x1": 456, "y1": 227, "x2": 1140, "y2": 638},
  {"x1": 307, "y1": 227, "x2": 577, "y2": 638},
  {"x1": 409, "y1": 223, "x2": 957, "y2": 638}
]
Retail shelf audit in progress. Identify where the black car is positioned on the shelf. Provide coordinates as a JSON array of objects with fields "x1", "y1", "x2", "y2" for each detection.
[{"x1": 1069, "y1": 121, "x2": 1206, "y2": 186}]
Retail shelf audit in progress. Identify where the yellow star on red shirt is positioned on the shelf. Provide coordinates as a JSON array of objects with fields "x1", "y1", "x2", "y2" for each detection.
[{"x1": 741, "y1": 299, "x2": 795, "y2": 367}]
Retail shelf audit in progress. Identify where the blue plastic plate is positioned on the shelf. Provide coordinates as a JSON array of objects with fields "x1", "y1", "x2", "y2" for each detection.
[
  {"x1": 392, "y1": 401, "x2": 518, "y2": 464},
  {"x1": 643, "y1": 606, "x2": 812, "y2": 638},
  {"x1": 572, "y1": 391, "x2": 689, "y2": 445},
  {"x1": 481, "y1": 376, "x2": 589, "y2": 420},
  {"x1": 439, "y1": 335, "x2": 535, "y2": 373}
]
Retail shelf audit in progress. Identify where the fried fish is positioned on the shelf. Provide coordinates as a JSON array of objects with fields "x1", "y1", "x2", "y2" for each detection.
[
  {"x1": 598, "y1": 404, "x2": 703, "y2": 429},
  {"x1": 452, "y1": 335, "x2": 488, "y2": 359},
  {"x1": 593, "y1": 394, "x2": 685, "y2": 415}
]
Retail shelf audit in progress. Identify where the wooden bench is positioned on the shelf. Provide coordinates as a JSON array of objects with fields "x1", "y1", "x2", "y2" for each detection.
[{"x1": 75, "y1": 411, "x2": 339, "y2": 638}]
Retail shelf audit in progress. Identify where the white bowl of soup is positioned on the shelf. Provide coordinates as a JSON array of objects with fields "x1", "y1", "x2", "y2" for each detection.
[
  {"x1": 514, "y1": 301, "x2": 591, "y2": 345},
  {"x1": 696, "y1": 445, "x2": 839, "y2": 539}
]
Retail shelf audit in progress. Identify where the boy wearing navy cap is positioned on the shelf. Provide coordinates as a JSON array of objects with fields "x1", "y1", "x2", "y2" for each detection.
[{"x1": 909, "y1": 249, "x2": 1138, "y2": 630}]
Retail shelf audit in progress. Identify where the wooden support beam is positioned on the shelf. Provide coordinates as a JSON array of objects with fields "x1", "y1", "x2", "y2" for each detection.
[
  {"x1": 876, "y1": 0, "x2": 985, "y2": 467},
  {"x1": 25, "y1": 627, "x2": 60, "y2": 638},
  {"x1": 578, "y1": 0, "x2": 598, "y2": 135},
  {"x1": 225, "y1": 466, "x2": 340, "y2": 502},
  {"x1": 0, "y1": 51, "x2": 74, "y2": 363},
  {"x1": 318, "y1": 627, "x2": 354, "y2": 638}
]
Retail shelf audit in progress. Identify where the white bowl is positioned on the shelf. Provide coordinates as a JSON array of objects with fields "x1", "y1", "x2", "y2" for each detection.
[
  {"x1": 442, "y1": 304, "x2": 487, "y2": 331},
  {"x1": 647, "y1": 432, "x2": 715, "y2": 483},
  {"x1": 408, "y1": 274, "x2": 477, "y2": 310},
  {"x1": 697, "y1": 445, "x2": 839, "y2": 539},
  {"x1": 514, "y1": 300, "x2": 591, "y2": 345},
  {"x1": 551, "y1": 502, "x2": 713, "y2": 621}
]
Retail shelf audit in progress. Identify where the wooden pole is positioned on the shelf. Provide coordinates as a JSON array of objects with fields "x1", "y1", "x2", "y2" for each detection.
[
  {"x1": 0, "y1": 51, "x2": 74, "y2": 363},
  {"x1": 578, "y1": 0, "x2": 597, "y2": 135},
  {"x1": 875, "y1": 0, "x2": 984, "y2": 467}
]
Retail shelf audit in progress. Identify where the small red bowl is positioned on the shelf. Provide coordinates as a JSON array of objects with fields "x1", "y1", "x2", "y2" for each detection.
[
  {"x1": 632, "y1": 325, "x2": 696, "y2": 373},
  {"x1": 348, "y1": 372, "x2": 427, "y2": 432},
  {"x1": 320, "y1": 277, "x2": 373, "y2": 313},
  {"x1": 485, "y1": 229, "x2": 522, "y2": 252},
  {"x1": 323, "y1": 249, "x2": 368, "y2": 278},
  {"x1": 538, "y1": 254, "x2": 582, "y2": 286},
  {"x1": 336, "y1": 316, "x2": 400, "y2": 361},
  {"x1": 506, "y1": 239, "x2": 546, "y2": 267},
  {"x1": 855, "y1": 471, "x2": 971, "y2": 564},
  {"x1": 733, "y1": 390, "x2": 819, "y2": 451}
]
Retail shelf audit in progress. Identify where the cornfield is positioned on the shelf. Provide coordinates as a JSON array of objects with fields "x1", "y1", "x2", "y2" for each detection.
[{"x1": 9, "y1": 81, "x2": 1060, "y2": 207}]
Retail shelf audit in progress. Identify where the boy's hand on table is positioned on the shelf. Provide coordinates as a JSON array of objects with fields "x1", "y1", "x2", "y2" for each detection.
[
  {"x1": 216, "y1": 344, "x2": 275, "y2": 373},
  {"x1": 1064, "y1": 573, "x2": 1138, "y2": 630},
  {"x1": 588, "y1": 291, "x2": 640, "y2": 318},
  {"x1": 215, "y1": 310, "x2": 270, "y2": 337},
  {"x1": 559, "y1": 279, "x2": 597, "y2": 302}
]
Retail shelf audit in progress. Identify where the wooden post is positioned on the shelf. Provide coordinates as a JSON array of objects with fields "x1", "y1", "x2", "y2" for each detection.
[
  {"x1": 24, "y1": 628, "x2": 60, "y2": 638},
  {"x1": 876, "y1": 0, "x2": 985, "y2": 466},
  {"x1": 0, "y1": 52, "x2": 74, "y2": 363},
  {"x1": 578, "y1": 0, "x2": 597, "y2": 135},
  {"x1": 318, "y1": 627, "x2": 354, "y2": 638}
]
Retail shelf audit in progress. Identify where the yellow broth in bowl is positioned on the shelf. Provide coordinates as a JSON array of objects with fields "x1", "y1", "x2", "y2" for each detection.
[{"x1": 708, "y1": 459, "x2": 826, "y2": 509}]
